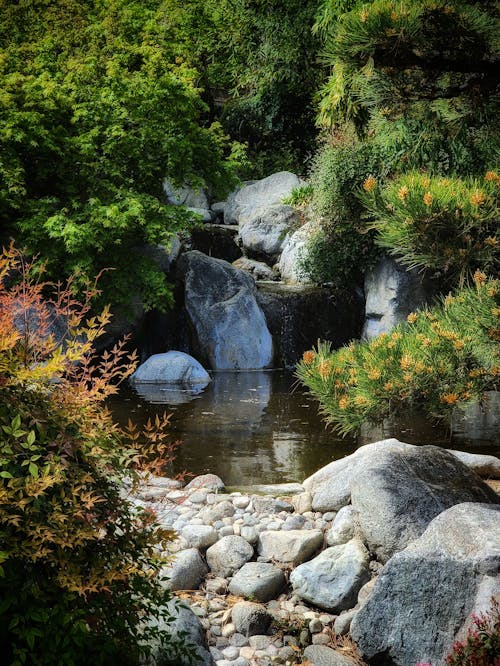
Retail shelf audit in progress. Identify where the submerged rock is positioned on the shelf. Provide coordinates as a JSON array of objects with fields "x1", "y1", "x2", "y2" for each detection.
[{"x1": 131, "y1": 350, "x2": 210, "y2": 385}]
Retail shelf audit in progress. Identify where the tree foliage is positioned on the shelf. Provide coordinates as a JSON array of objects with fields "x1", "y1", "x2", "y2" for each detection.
[
  {"x1": 297, "y1": 275, "x2": 500, "y2": 435},
  {"x1": 0, "y1": 245, "x2": 191, "y2": 665},
  {"x1": 0, "y1": 0, "x2": 244, "y2": 312}
]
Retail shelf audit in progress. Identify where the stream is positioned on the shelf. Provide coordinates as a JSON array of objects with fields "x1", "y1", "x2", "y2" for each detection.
[{"x1": 109, "y1": 371, "x2": 500, "y2": 486}]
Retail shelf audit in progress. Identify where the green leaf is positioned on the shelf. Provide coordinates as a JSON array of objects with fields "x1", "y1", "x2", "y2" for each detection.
[
  {"x1": 28, "y1": 462, "x2": 39, "y2": 478},
  {"x1": 0, "y1": 471, "x2": 13, "y2": 479}
]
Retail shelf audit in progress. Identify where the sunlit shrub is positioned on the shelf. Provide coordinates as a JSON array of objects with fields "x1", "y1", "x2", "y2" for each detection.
[
  {"x1": 297, "y1": 277, "x2": 499, "y2": 435},
  {"x1": 0, "y1": 245, "x2": 192, "y2": 665},
  {"x1": 362, "y1": 171, "x2": 499, "y2": 286}
]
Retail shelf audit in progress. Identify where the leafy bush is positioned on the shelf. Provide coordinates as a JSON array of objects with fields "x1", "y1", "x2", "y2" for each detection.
[
  {"x1": 297, "y1": 275, "x2": 500, "y2": 435},
  {"x1": 362, "y1": 171, "x2": 500, "y2": 286},
  {"x1": 0, "y1": 246, "x2": 192, "y2": 665},
  {"x1": 0, "y1": 0, "x2": 245, "y2": 313},
  {"x1": 299, "y1": 140, "x2": 396, "y2": 285}
]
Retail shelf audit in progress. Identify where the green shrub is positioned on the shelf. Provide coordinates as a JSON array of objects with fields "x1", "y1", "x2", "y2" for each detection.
[
  {"x1": 299, "y1": 140, "x2": 396, "y2": 285},
  {"x1": 297, "y1": 276, "x2": 500, "y2": 435},
  {"x1": 362, "y1": 171, "x2": 500, "y2": 286}
]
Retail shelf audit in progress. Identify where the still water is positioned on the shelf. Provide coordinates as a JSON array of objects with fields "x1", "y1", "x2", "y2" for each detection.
[{"x1": 110, "y1": 371, "x2": 499, "y2": 486}]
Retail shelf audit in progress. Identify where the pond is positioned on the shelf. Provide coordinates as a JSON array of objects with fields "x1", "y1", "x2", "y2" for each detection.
[{"x1": 109, "y1": 371, "x2": 500, "y2": 486}]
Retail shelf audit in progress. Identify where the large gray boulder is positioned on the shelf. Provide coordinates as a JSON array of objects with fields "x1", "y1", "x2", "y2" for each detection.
[
  {"x1": 350, "y1": 503, "x2": 500, "y2": 666},
  {"x1": 228, "y1": 562, "x2": 286, "y2": 602},
  {"x1": 224, "y1": 172, "x2": 305, "y2": 225},
  {"x1": 163, "y1": 179, "x2": 213, "y2": 222},
  {"x1": 131, "y1": 351, "x2": 210, "y2": 385},
  {"x1": 238, "y1": 204, "x2": 299, "y2": 258},
  {"x1": 178, "y1": 251, "x2": 273, "y2": 370},
  {"x1": 303, "y1": 439, "x2": 414, "y2": 512},
  {"x1": 362, "y1": 257, "x2": 429, "y2": 340},
  {"x1": 277, "y1": 221, "x2": 315, "y2": 285},
  {"x1": 290, "y1": 539, "x2": 370, "y2": 613},
  {"x1": 350, "y1": 445, "x2": 498, "y2": 562},
  {"x1": 303, "y1": 439, "x2": 499, "y2": 513},
  {"x1": 258, "y1": 529, "x2": 323, "y2": 565}
]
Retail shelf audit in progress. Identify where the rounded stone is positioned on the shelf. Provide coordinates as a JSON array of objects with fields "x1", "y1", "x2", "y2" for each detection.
[{"x1": 206, "y1": 535, "x2": 254, "y2": 577}]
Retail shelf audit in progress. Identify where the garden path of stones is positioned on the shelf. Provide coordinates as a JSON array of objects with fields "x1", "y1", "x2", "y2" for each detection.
[{"x1": 131, "y1": 439, "x2": 500, "y2": 666}]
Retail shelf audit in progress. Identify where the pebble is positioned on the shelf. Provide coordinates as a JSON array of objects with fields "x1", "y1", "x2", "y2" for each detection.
[
  {"x1": 312, "y1": 632, "x2": 331, "y2": 646},
  {"x1": 222, "y1": 645, "x2": 240, "y2": 659},
  {"x1": 249, "y1": 636, "x2": 273, "y2": 650},
  {"x1": 221, "y1": 623, "x2": 236, "y2": 638}
]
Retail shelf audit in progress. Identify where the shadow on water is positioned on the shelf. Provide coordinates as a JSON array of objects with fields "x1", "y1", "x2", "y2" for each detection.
[{"x1": 109, "y1": 371, "x2": 500, "y2": 486}]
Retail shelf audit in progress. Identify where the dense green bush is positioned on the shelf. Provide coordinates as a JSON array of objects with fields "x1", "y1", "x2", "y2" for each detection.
[
  {"x1": 297, "y1": 276, "x2": 500, "y2": 435},
  {"x1": 299, "y1": 140, "x2": 395, "y2": 286},
  {"x1": 0, "y1": 0, "x2": 245, "y2": 313},
  {"x1": 0, "y1": 246, "x2": 192, "y2": 665}
]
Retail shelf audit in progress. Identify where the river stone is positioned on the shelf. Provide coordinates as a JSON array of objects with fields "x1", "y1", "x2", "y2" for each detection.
[
  {"x1": 252, "y1": 497, "x2": 294, "y2": 514},
  {"x1": 248, "y1": 483, "x2": 305, "y2": 496},
  {"x1": 131, "y1": 350, "x2": 210, "y2": 385},
  {"x1": 350, "y1": 445, "x2": 499, "y2": 562},
  {"x1": 150, "y1": 599, "x2": 214, "y2": 665},
  {"x1": 199, "y1": 500, "x2": 235, "y2": 525},
  {"x1": 231, "y1": 602, "x2": 272, "y2": 637},
  {"x1": 181, "y1": 525, "x2": 218, "y2": 550},
  {"x1": 179, "y1": 251, "x2": 273, "y2": 370},
  {"x1": 185, "y1": 474, "x2": 225, "y2": 492},
  {"x1": 303, "y1": 645, "x2": 359, "y2": 666},
  {"x1": 238, "y1": 204, "x2": 298, "y2": 258},
  {"x1": 277, "y1": 221, "x2": 315, "y2": 285},
  {"x1": 232, "y1": 257, "x2": 276, "y2": 281},
  {"x1": 162, "y1": 548, "x2": 208, "y2": 591},
  {"x1": 290, "y1": 539, "x2": 370, "y2": 613},
  {"x1": 350, "y1": 503, "x2": 500, "y2": 666},
  {"x1": 228, "y1": 562, "x2": 286, "y2": 602},
  {"x1": 258, "y1": 529, "x2": 323, "y2": 565},
  {"x1": 333, "y1": 609, "x2": 358, "y2": 636},
  {"x1": 206, "y1": 535, "x2": 254, "y2": 577},
  {"x1": 225, "y1": 172, "x2": 304, "y2": 225},
  {"x1": 362, "y1": 256, "x2": 429, "y2": 340},
  {"x1": 325, "y1": 506, "x2": 358, "y2": 547}
]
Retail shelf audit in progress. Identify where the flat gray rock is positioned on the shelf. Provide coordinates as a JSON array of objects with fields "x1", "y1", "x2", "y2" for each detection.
[
  {"x1": 131, "y1": 350, "x2": 210, "y2": 385},
  {"x1": 303, "y1": 645, "x2": 359, "y2": 666},
  {"x1": 228, "y1": 562, "x2": 286, "y2": 602},
  {"x1": 225, "y1": 172, "x2": 305, "y2": 225},
  {"x1": 258, "y1": 529, "x2": 323, "y2": 565},
  {"x1": 351, "y1": 445, "x2": 498, "y2": 562},
  {"x1": 206, "y1": 535, "x2": 253, "y2": 577},
  {"x1": 350, "y1": 503, "x2": 500, "y2": 666},
  {"x1": 185, "y1": 474, "x2": 225, "y2": 492},
  {"x1": 290, "y1": 539, "x2": 370, "y2": 613}
]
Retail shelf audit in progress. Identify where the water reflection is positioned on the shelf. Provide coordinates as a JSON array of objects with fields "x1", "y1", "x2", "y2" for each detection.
[{"x1": 109, "y1": 371, "x2": 499, "y2": 486}]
